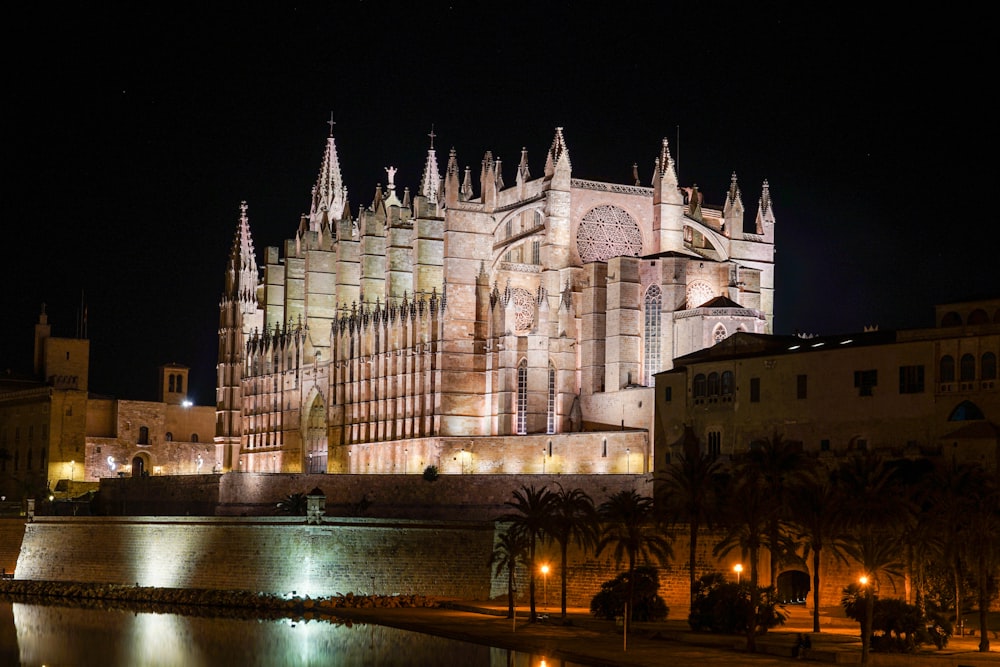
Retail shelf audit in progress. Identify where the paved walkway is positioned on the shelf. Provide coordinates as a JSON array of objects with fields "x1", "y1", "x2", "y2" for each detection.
[{"x1": 331, "y1": 600, "x2": 1000, "y2": 667}]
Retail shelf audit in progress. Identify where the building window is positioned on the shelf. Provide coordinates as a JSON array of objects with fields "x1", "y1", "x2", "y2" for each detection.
[
  {"x1": 165, "y1": 432, "x2": 173, "y2": 442},
  {"x1": 713, "y1": 324, "x2": 727, "y2": 343},
  {"x1": 796, "y1": 374, "x2": 807, "y2": 399},
  {"x1": 899, "y1": 365, "x2": 925, "y2": 394},
  {"x1": 516, "y1": 360, "x2": 528, "y2": 435},
  {"x1": 749, "y1": 377, "x2": 760, "y2": 403},
  {"x1": 643, "y1": 285, "x2": 662, "y2": 385},
  {"x1": 940, "y1": 355, "x2": 955, "y2": 382},
  {"x1": 707, "y1": 372, "x2": 720, "y2": 396},
  {"x1": 983, "y1": 352, "x2": 997, "y2": 380},
  {"x1": 664, "y1": 386, "x2": 672, "y2": 402},
  {"x1": 531, "y1": 240, "x2": 540, "y2": 265},
  {"x1": 191, "y1": 433, "x2": 199, "y2": 443},
  {"x1": 169, "y1": 375, "x2": 175, "y2": 392},
  {"x1": 546, "y1": 363, "x2": 556, "y2": 435},
  {"x1": 693, "y1": 374, "x2": 707, "y2": 400},
  {"x1": 820, "y1": 439, "x2": 831, "y2": 452},
  {"x1": 854, "y1": 369, "x2": 877, "y2": 397},
  {"x1": 960, "y1": 354, "x2": 976, "y2": 381},
  {"x1": 138, "y1": 426, "x2": 150, "y2": 445},
  {"x1": 707, "y1": 431, "x2": 721, "y2": 457},
  {"x1": 176, "y1": 375, "x2": 184, "y2": 393},
  {"x1": 602, "y1": 438, "x2": 607, "y2": 457},
  {"x1": 721, "y1": 371, "x2": 734, "y2": 397}
]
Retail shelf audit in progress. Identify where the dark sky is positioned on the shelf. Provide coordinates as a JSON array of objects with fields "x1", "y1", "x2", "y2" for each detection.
[{"x1": 3, "y1": 3, "x2": 995, "y2": 403}]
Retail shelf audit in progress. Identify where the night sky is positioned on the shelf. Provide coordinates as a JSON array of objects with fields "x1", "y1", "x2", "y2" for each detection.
[{"x1": 3, "y1": 4, "x2": 995, "y2": 404}]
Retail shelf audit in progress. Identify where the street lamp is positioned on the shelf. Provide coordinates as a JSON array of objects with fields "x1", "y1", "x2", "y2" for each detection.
[
  {"x1": 734, "y1": 563, "x2": 743, "y2": 584},
  {"x1": 542, "y1": 449, "x2": 547, "y2": 474},
  {"x1": 541, "y1": 564, "x2": 550, "y2": 610},
  {"x1": 625, "y1": 448, "x2": 630, "y2": 474}
]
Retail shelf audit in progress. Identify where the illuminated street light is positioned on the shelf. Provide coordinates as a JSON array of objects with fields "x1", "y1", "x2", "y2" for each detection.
[
  {"x1": 734, "y1": 563, "x2": 743, "y2": 584},
  {"x1": 541, "y1": 564, "x2": 550, "y2": 611},
  {"x1": 626, "y1": 448, "x2": 630, "y2": 474}
]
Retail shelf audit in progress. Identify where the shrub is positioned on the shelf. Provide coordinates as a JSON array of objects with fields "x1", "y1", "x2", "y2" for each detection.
[
  {"x1": 275, "y1": 492, "x2": 308, "y2": 516},
  {"x1": 589, "y1": 565, "x2": 668, "y2": 622},
  {"x1": 688, "y1": 572, "x2": 786, "y2": 634},
  {"x1": 422, "y1": 465, "x2": 439, "y2": 481},
  {"x1": 841, "y1": 584, "x2": 952, "y2": 653}
]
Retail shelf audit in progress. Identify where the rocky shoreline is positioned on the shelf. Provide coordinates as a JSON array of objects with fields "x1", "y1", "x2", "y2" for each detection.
[{"x1": 0, "y1": 579, "x2": 442, "y2": 621}]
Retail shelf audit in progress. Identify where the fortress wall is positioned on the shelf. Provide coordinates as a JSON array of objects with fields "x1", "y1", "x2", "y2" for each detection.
[
  {"x1": 15, "y1": 517, "x2": 496, "y2": 600},
  {"x1": 0, "y1": 518, "x2": 26, "y2": 575}
]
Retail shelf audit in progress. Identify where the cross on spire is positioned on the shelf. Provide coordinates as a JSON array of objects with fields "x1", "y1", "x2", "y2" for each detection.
[
  {"x1": 428, "y1": 124, "x2": 436, "y2": 149},
  {"x1": 327, "y1": 112, "x2": 336, "y2": 136}
]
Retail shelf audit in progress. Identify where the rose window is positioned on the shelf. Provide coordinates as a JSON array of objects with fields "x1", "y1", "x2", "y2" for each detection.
[
  {"x1": 686, "y1": 282, "x2": 714, "y2": 309},
  {"x1": 576, "y1": 205, "x2": 643, "y2": 263},
  {"x1": 511, "y1": 288, "x2": 535, "y2": 333}
]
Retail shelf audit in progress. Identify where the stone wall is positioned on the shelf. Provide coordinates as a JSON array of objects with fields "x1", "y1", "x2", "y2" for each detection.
[{"x1": 0, "y1": 518, "x2": 25, "y2": 575}]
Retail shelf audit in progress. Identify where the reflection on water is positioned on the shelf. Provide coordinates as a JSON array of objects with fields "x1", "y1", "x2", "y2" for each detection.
[{"x1": 0, "y1": 601, "x2": 576, "y2": 667}]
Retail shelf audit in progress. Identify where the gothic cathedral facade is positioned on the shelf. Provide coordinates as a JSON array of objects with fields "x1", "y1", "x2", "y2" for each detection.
[{"x1": 216, "y1": 128, "x2": 775, "y2": 475}]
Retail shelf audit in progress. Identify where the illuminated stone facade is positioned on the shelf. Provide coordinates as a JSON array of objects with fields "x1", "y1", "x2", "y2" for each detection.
[
  {"x1": 218, "y1": 128, "x2": 776, "y2": 474},
  {"x1": 654, "y1": 298, "x2": 1000, "y2": 471}
]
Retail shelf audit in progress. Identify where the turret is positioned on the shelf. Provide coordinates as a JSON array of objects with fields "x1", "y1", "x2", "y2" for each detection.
[
  {"x1": 652, "y1": 138, "x2": 685, "y2": 252},
  {"x1": 722, "y1": 172, "x2": 744, "y2": 238}
]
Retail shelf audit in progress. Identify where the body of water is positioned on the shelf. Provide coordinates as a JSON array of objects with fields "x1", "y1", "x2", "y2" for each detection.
[{"x1": 0, "y1": 601, "x2": 577, "y2": 667}]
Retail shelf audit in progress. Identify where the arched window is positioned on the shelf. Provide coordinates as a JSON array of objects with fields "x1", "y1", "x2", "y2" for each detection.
[
  {"x1": 138, "y1": 426, "x2": 149, "y2": 445},
  {"x1": 191, "y1": 433, "x2": 199, "y2": 443},
  {"x1": 547, "y1": 362, "x2": 556, "y2": 435},
  {"x1": 949, "y1": 400, "x2": 985, "y2": 421},
  {"x1": 960, "y1": 354, "x2": 976, "y2": 381},
  {"x1": 982, "y1": 352, "x2": 997, "y2": 380},
  {"x1": 165, "y1": 432, "x2": 173, "y2": 442},
  {"x1": 643, "y1": 285, "x2": 662, "y2": 385},
  {"x1": 940, "y1": 355, "x2": 955, "y2": 382},
  {"x1": 517, "y1": 360, "x2": 528, "y2": 435},
  {"x1": 693, "y1": 374, "x2": 707, "y2": 398},
  {"x1": 707, "y1": 372, "x2": 720, "y2": 396},
  {"x1": 968, "y1": 309, "x2": 989, "y2": 325},
  {"x1": 721, "y1": 371, "x2": 734, "y2": 396},
  {"x1": 176, "y1": 375, "x2": 183, "y2": 393},
  {"x1": 168, "y1": 375, "x2": 175, "y2": 392},
  {"x1": 941, "y1": 311, "x2": 962, "y2": 327},
  {"x1": 713, "y1": 324, "x2": 728, "y2": 343}
]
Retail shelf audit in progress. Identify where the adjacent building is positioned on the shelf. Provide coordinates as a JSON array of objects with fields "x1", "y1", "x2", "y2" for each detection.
[{"x1": 654, "y1": 298, "x2": 1000, "y2": 473}]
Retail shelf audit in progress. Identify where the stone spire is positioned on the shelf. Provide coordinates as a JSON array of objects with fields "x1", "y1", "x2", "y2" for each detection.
[
  {"x1": 544, "y1": 127, "x2": 571, "y2": 179},
  {"x1": 722, "y1": 172, "x2": 744, "y2": 238},
  {"x1": 308, "y1": 128, "x2": 345, "y2": 232},
  {"x1": 419, "y1": 127, "x2": 441, "y2": 204},
  {"x1": 755, "y1": 179, "x2": 775, "y2": 236},
  {"x1": 444, "y1": 147, "x2": 460, "y2": 206},
  {"x1": 225, "y1": 201, "x2": 259, "y2": 311}
]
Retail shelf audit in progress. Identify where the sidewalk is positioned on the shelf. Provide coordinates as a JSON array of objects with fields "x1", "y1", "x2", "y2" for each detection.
[{"x1": 332, "y1": 599, "x2": 1000, "y2": 667}]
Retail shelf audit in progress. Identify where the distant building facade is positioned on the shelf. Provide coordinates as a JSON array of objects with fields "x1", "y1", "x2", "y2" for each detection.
[
  {"x1": 654, "y1": 298, "x2": 1000, "y2": 472},
  {"x1": 217, "y1": 127, "x2": 776, "y2": 474}
]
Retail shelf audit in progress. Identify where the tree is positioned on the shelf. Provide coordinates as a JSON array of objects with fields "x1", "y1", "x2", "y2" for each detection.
[
  {"x1": 747, "y1": 432, "x2": 808, "y2": 590},
  {"x1": 957, "y1": 470, "x2": 1000, "y2": 652},
  {"x1": 499, "y1": 484, "x2": 556, "y2": 622},
  {"x1": 788, "y1": 468, "x2": 851, "y2": 633},
  {"x1": 835, "y1": 452, "x2": 914, "y2": 663},
  {"x1": 547, "y1": 483, "x2": 599, "y2": 619},
  {"x1": 657, "y1": 443, "x2": 724, "y2": 614},
  {"x1": 597, "y1": 489, "x2": 673, "y2": 623},
  {"x1": 275, "y1": 492, "x2": 308, "y2": 515},
  {"x1": 489, "y1": 523, "x2": 529, "y2": 619}
]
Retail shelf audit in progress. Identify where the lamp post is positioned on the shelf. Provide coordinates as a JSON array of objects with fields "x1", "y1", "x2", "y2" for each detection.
[
  {"x1": 542, "y1": 449, "x2": 547, "y2": 474},
  {"x1": 734, "y1": 563, "x2": 743, "y2": 584},
  {"x1": 625, "y1": 448, "x2": 630, "y2": 474},
  {"x1": 859, "y1": 575, "x2": 871, "y2": 662},
  {"x1": 541, "y1": 564, "x2": 550, "y2": 611}
]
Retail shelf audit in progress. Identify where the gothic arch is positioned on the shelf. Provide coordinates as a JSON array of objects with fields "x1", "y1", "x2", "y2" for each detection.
[
  {"x1": 949, "y1": 400, "x2": 985, "y2": 421},
  {"x1": 682, "y1": 220, "x2": 731, "y2": 261},
  {"x1": 303, "y1": 389, "x2": 328, "y2": 473},
  {"x1": 642, "y1": 284, "x2": 662, "y2": 386}
]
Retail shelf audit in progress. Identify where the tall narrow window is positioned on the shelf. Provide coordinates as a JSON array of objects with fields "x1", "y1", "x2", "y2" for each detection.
[
  {"x1": 532, "y1": 240, "x2": 541, "y2": 265},
  {"x1": 940, "y1": 355, "x2": 955, "y2": 382},
  {"x1": 176, "y1": 375, "x2": 183, "y2": 393},
  {"x1": 796, "y1": 374, "x2": 808, "y2": 399},
  {"x1": 516, "y1": 360, "x2": 528, "y2": 435},
  {"x1": 749, "y1": 377, "x2": 761, "y2": 402},
  {"x1": 546, "y1": 362, "x2": 556, "y2": 434},
  {"x1": 169, "y1": 375, "x2": 175, "y2": 392},
  {"x1": 643, "y1": 285, "x2": 662, "y2": 385},
  {"x1": 138, "y1": 426, "x2": 150, "y2": 445},
  {"x1": 960, "y1": 354, "x2": 976, "y2": 381},
  {"x1": 983, "y1": 352, "x2": 997, "y2": 380}
]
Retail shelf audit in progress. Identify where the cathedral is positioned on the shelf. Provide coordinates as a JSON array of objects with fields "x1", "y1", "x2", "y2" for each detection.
[{"x1": 215, "y1": 127, "x2": 775, "y2": 476}]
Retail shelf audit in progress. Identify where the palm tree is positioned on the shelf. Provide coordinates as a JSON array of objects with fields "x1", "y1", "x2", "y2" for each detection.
[
  {"x1": 489, "y1": 523, "x2": 530, "y2": 618},
  {"x1": 547, "y1": 483, "x2": 599, "y2": 619},
  {"x1": 835, "y1": 452, "x2": 915, "y2": 663},
  {"x1": 276, "y1": 492, "x2": 308, "y2": 515},
  {"x1": 788, "y1": 468, "x2": 851, "y2": 633},
  {"x1": 713, "y1": 463, "x2": 772, "y2": 651},
  {"x1": 597, "y1": 489, "x2": 673, "y2": 623},
  {"x1": 657, "y1": 444, "x2": 724, "y2": 614},
  {"x1": 499, "y1": 484, "x2": 555, "y2": 622},
  {"x1": 747, "y1": 432, "x2": 808, "y2": 590},
  {"x1": 957, "y1": 469, "x2": 1000, "y2": 652}
]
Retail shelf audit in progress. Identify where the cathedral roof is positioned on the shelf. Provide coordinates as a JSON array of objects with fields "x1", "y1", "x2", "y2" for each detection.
[{"x1": 673, "y1": 329, "x2": 898, "y2": 366}]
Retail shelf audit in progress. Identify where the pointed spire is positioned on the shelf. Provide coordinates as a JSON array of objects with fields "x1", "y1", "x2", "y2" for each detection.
[
  {"x1": 308, "y1": 127, "x2": 345, "y2": 233},
  {"x1": 723, "y1": 172, "x2": 744, "y2": 238},
  {"x1": 518, "y1": 147, "x2": 530, "y2": 182},
  {"x1": 755, "y1": 179, "x2": 775, "y2": 235},
  {"x1": 461, "y1": 165, "x2": 473, "y2": 200},
  {"x1": 420, "y1": 127, "x2": 441, "y2": 204},
  {"x1": 226, "y1": 201, "x2": 259, "y2": 309},
  {"x1": 544, "y1": 127, "x2": 571, "y2": 178},
  {"x1": 726, "y1": 172, "x2": 742, "y2": 208}
]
